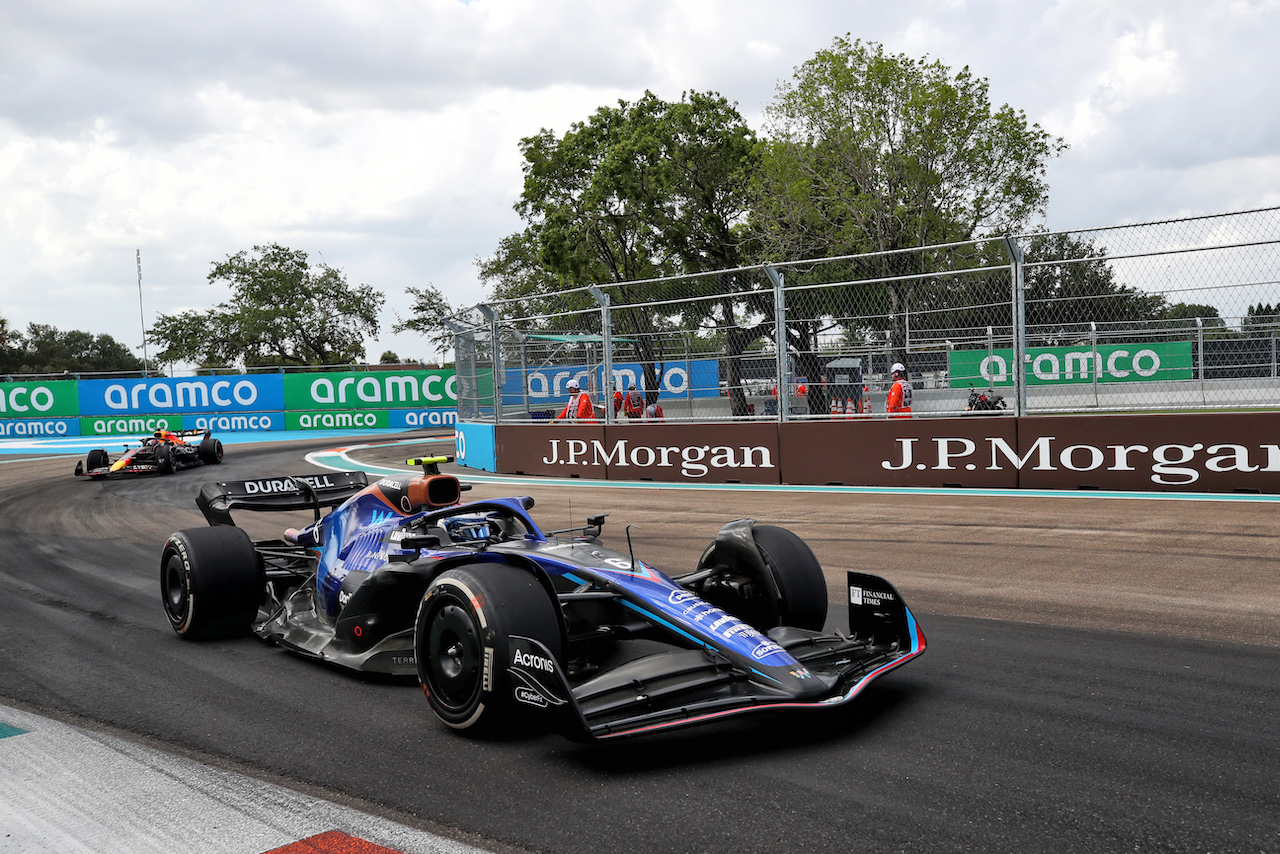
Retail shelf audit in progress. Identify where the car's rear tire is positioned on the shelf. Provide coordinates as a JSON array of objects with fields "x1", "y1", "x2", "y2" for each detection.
[
  {"x1": 155, "y1": 443, "x2": 174, "y2": 474},
  {"x1": 199, "y1": 436, "x2": 223, "y2": 465},
  {"x1": 414, "y1": 564, "x2": 563, "y2": 734},
  {"x1": 694, "y1": 524, "x2": 828, "y2": 632},
  {"x1": 161, "y1": 527, "x2": 263, "y2": 639},
  {"x1": 86, "y1": 448, "x2": 109, "y2": 478}
]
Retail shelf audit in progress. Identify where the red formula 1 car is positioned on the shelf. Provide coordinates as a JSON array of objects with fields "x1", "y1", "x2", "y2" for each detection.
[{"x1": 74, "y1": 429, "x2": 224, "y2": 479}]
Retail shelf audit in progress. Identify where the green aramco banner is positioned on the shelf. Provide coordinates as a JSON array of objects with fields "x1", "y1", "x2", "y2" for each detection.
[
  {"x1": 282, "y1": 370, "x2": 458, "y2": 410},
  {"x1": 0, "y1": 380, "x2": 80, "y2": 417},
  {"x1": 949, "y1": 342, "x2": 1194, "y2": 388}
]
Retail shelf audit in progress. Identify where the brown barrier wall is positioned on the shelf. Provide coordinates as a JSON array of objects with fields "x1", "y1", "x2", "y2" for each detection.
[
  {"x1": 497, "y1": 423, "x2": 781, "y2": 483},
  {"x1": 1013, "y1": 412, "x2": 1280, "y2": 492},
  {"x1": 778, "y1": 418, "x2": 1020, "y2": 488},
  {"x1": 494, "y1": 412, "x2": 1280, "y2": 492}
]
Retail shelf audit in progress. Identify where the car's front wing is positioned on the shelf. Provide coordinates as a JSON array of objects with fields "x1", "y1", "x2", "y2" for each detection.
[{"x1": 509, "y1": 571, "x2": 926, "y2": 741}]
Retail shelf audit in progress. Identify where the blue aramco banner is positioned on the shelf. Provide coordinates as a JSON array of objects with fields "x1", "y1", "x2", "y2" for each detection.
[
  {"x1": 77, "y1": 375, "x2": 285, "y2": 416},
  {"x1": 502, "y1": 359, "x2": 720, "y2": 407}
]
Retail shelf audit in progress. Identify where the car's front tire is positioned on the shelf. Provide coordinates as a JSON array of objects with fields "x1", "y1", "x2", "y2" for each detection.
[
  {"x1": 199, "y1": 436, "x2": 223, "y2": 465},
  {"x1": 414, "y1": 564, "x2": 563, "y2": 733},
  {"x1": 751, "y1": 525, "x2": 828, "y2": 630},
  {"x1": 155, "y1": 443, "x2": 174, "y2": 474},
  {"x1": 161, "y1": 527, "x2": 263, "y2": 639},
  {"x1": 86, "y1": 448, "x2": 109, "y2": 478},
  {"x1": 693, "y1": 523, "x2": 828, "y2": 632}
]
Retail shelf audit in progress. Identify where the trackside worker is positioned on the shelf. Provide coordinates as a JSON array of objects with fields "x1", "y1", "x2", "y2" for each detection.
[
  {"x1": 553, "y1": 379, "x2": 597, "y2": 423},
  {"x1": 644, "y1": 402, "x2": 664, "y2": 421},
  {"x1": 886, "y1": 362, "x2": 913, "y2": 417},
  {"x1": 623, "y1": 384, "x2": 644, "y2": 419}
]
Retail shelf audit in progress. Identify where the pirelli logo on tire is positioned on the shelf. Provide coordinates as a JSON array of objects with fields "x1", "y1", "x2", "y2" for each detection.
[{"x1": 482, "y1": 646, "x2": 494, "y2": 692}]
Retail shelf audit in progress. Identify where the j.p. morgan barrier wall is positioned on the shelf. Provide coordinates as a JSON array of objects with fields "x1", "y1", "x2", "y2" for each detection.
[
  {"x1": 0, "y1": 371, "x2": 459, "y2": 437},
  {"x1": 454, "y1": 412, "x2": 1280, "y2": 493}
]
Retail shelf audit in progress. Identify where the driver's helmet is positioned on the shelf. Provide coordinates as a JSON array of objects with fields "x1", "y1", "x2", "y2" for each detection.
[{"x1": 153, "y1": 429, "x2": 178, "y2": 443}]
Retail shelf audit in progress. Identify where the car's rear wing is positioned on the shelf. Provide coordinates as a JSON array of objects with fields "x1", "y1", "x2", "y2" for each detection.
[
  {"x1": 136, "y1": 428, "x2": 210, "y2": 441},
  {"x1": 197, "y1": 471, "x2": 369, "y2": 526}
]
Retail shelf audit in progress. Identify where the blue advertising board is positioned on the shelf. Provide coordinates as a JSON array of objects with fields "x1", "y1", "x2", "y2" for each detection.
[
  {"x1": 0, "y1": 417, "x2": 81, "y2": 438},
  {"x1": 77, "y1": 375, "x2": 286, "y2": 416},
  {"x1": 454, "y1": 422, "x2": 497, "y2": 472},
  {"x1": 503, "y1": 359, "x2": 719, "y2": 407},
  {"x1": 388, "y1": 408, "x2": 459, "y2": 430},
  {"x1": 187, "y1": 412, "x2": 286, "y2": 433}
]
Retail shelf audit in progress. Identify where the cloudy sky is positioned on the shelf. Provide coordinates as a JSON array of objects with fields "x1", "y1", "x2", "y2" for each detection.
[{"x1": 2, "y1": 0, "x2": 1278, "y2": 367}]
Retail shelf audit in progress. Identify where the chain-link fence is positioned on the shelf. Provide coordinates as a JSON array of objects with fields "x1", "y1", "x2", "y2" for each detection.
[{"x1": 450, "y1": 207, "x2": 1280, "y2": 422}]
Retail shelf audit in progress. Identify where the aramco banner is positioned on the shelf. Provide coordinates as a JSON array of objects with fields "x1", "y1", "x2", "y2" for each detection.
[
  {"x1": 0, "y1": 380, "x2": 80, "y2": 418},
  {"x1": 949, "y1": 342, "x2": 1194, "y2": 388},
  {"x1": 77, "y1": 375, "x2": 284, "y2": 415},
  {"x1": 1, "y1": 371, "x2": 459, "y2": 436},
  {"x1": 283, "y1": 370, "x2": 458, "y2": 410},
  {"x1": 503, "y1": 359, "x2": 720, "y2": 408}
]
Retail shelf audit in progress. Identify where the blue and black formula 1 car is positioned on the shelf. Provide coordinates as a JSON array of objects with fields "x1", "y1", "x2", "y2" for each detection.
[{"x1": 160, "y1": 457, "x2": 925, "y2": 741}]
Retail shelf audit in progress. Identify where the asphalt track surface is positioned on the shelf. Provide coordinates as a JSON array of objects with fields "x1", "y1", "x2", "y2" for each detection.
[{"x1": 1, "y1": 432, "x2": 1277, "y2": 853}]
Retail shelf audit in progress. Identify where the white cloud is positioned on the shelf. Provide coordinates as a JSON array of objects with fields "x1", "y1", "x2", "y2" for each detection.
[{"x1": 1047, "y1": 22, "x2": 1183, "y2": 147}]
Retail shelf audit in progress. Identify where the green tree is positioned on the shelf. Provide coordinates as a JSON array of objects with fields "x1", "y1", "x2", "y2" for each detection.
[
  {"x1": 473, "y1": 90, "x2": 762, "y2": 410},
  {"x1": 1, "y1": 323, "x2": 144, "y2": 374},
  {"x1": 1243, "y1": 302, "x2": 1278, "y2": 336},
  {"x1": 392, "y1": 282, "x2": 459, "y2": 361},
  {"x1": 754, "y1": 37, "x2": 1068, "y2": 364},
  {"x1": 0, "y1": 314, "x2": 14, "y2": 373},
  {"x1": 1021, "y1": 233, "x2": 1168, "y2": 329},
  {"x1": 148, "y1": 244, "x2": 384, "y2": 368}
]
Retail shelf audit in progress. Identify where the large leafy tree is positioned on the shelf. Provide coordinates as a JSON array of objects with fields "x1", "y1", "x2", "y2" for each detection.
[
  {"x1": 392, "y1": 282, "x2": 458, "y2": 359},
  {"x1": 1, "y1": 322, "x2": 143, "y2": 374},
  {"x1": 149, "y1": 244, "x2": 383, "y2": 368},
  {"x1": 469, "y1": 90, "x2": 761, "y2": 407},
  {"x1": 754, "y1": 37, "x2": 1068, "y2": 365}
]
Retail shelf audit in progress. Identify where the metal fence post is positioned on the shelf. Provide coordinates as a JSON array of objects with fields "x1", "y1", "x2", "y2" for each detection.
[
  {"x1": 986, "y1": 326, "x2": 995, "y2": 392},
  {"x1": 478, "y1": 304, "x2": 500, "y2": 423},
  {"x1": 512, "y1": 330, "x2": 529, "y2": 419},
  {"x1": 588, "y1": 286, "x2": 613, "y2": 425},
  {"x1": 445, "y1": 319, "x2": 475, "y2": 420},
  {"x1": 1196, "y1": 316, "x2": 1205, "y2": 405},
  {"x1": 1091, "y1": 321, "x2": 1099, "y2": 408},
  {"x1": 684, "y1": 334, "x2": 692, "y2": 410},
  {"x1": 765, "y1": 265, "x2": 787, "y2": 422},
  {"x1": 1002, "y1": 237, "x2": 1027, "y2": 417}
]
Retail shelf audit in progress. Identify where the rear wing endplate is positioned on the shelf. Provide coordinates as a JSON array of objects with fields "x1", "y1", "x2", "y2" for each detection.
[{"x1": 197, "y1": 471, "x2": 369, "y2": 526}]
